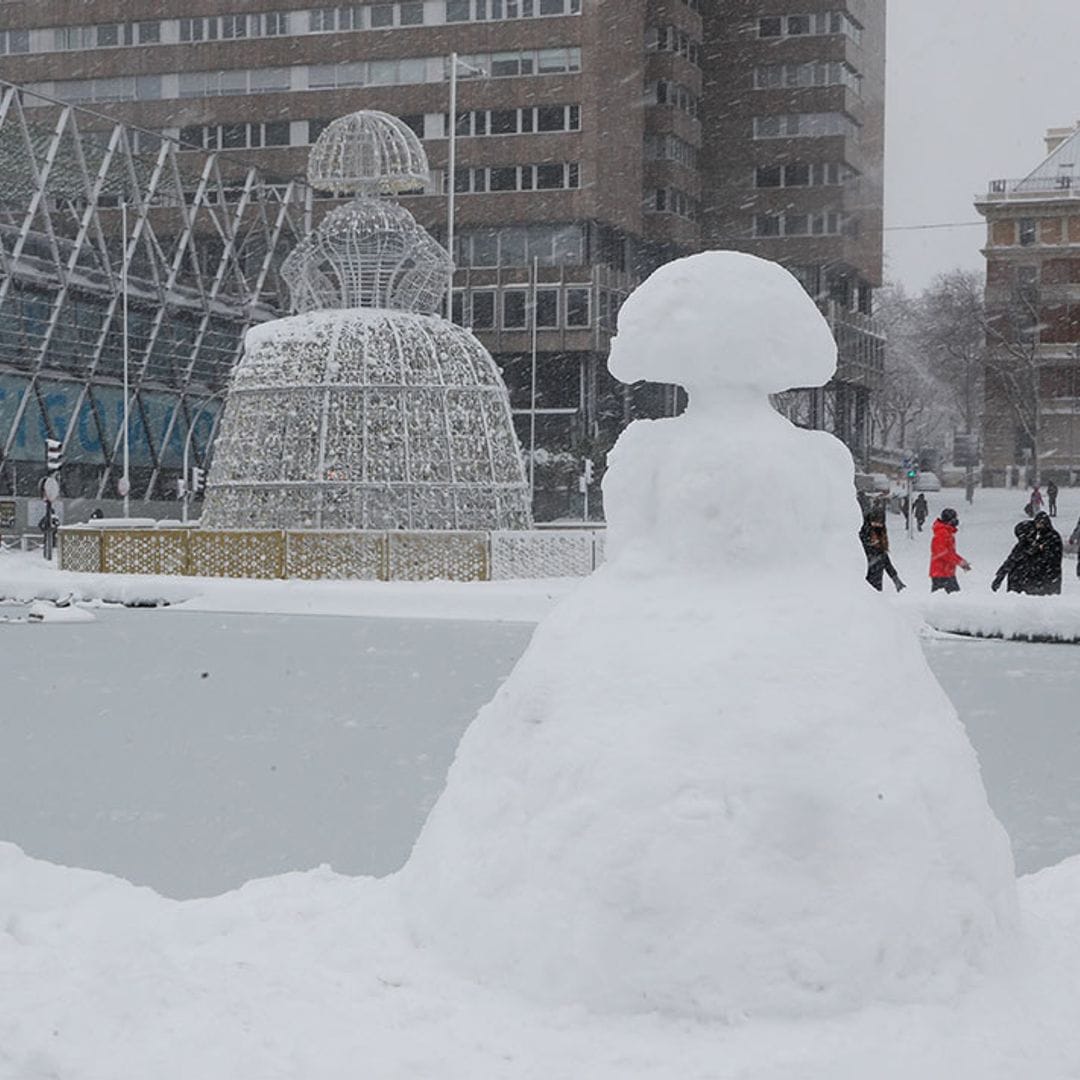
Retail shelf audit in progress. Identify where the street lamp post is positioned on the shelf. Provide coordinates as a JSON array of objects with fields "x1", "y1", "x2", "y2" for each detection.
[
  {"x1": 445, "y1": 53, "x2": 485, "y2": 322},
  {"x1": 120, "y1": 201, "x2": 131, "y2": 516}
]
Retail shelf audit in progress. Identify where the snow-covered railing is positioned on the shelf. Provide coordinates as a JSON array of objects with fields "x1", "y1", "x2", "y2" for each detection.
[{"x1": 57, "y1": 525, "x2": 606, "y2": 582}]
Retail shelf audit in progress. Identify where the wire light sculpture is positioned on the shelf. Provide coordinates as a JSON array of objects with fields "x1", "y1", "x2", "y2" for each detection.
[{"x1": 202, "y1": 111, "x2": 533, "y2": 532}]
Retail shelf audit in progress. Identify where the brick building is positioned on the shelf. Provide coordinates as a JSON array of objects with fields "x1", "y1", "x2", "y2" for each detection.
[
  {"x1": 0, "y1": 0, "x2": 886, "y2": 512},
  {"x1": 977, "y1": 124, "x2": 1080, "y2": 485}
]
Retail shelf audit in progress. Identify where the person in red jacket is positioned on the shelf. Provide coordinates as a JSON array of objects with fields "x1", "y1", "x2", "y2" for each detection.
[{"x1": 929, "y1": 508, "x2": 971, "y2": 592}]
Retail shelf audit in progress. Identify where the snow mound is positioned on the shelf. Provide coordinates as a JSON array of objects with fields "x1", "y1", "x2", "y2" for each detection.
[{"x1": 402, "y1": 251, "x2": 1019, "y2": 1019}]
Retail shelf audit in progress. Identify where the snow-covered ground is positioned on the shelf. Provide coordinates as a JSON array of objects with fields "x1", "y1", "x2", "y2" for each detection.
[{"x1": 12, "y1": 247, "x2": 1080, "y2": 1078}]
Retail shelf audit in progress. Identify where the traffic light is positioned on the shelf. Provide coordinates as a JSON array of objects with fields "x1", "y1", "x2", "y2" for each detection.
[
  {"x1": 191, "y1": 466, "x2": 206, "y2": 494},
  {"x1": 907, "y1": 465, "x2": 918, "y2": 480},
  {"x1": 45, "y1": 438, "x2": 63, "y2": 474},
  {"x1": 583, "y1": 459, "x2": 595, "y2": 485}
]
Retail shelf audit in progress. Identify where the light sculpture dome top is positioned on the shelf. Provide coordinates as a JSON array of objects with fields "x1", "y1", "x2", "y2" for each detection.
[
  {"x1": 307, "y1": 110, "x2": 430, "y2": 196},
  {"x1": 201, "y1": 109, "x2": 532, "y2": 534}
]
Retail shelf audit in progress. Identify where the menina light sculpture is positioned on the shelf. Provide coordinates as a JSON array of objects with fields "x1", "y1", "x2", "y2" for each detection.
[{"x1": 201, "y1": 111, "x2": 532, "y2": 532}]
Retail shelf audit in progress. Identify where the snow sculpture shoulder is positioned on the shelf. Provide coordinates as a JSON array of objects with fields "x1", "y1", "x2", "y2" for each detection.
[{"x1": 402, "y1": 251, "x2": 1018, "y2": 1019}]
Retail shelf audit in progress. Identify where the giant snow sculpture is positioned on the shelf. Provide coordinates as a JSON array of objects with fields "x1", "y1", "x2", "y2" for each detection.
[
  {"x1": 401, "y1": 252, "x2": 1018, "y2": 1018},
  {"x1": 202, "y1": 111, "x2": 531, "y2": 531}
]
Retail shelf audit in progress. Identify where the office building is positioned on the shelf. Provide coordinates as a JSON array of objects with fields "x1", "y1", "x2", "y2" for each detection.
[{"x1": 0, "y1": 0, "x2": 886, "y2": 512}]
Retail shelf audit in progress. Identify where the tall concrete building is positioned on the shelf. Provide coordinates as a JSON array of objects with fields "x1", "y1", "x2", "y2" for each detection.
[
  {"x1": 699, "y1": 1, "x2": 886, "y2": 462},
  {"x1": 977, "y1": 123, "x2": 1080, "y2": 485},
  {"x1": 0, "y1": 0, "x2": 886, "y2": 513}
]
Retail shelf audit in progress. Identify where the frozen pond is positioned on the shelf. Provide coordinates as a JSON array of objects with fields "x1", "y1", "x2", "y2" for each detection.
[
  {"x1": 0, "y1": 607, "x2": 1077, "y2": 896},
  {"x1": 0, "y1": 606, "x2": 531, "y2": 898}
]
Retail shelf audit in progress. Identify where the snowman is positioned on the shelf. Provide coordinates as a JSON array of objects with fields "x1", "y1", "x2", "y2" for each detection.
[{"x1": 402, "y1": 251, "x2": 1017, "y2": 1019}]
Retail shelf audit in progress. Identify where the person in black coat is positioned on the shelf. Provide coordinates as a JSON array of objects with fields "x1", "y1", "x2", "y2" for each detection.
[
  {"x1": 992, "y1": 520, "x2": 1037, "y2": 594},
  {"x1": 1027, "y1": 511, "x2": 1063, "y2": 594},
  {"x1": 912, "y1": 492, "x2": 928, "y2": 532},
  {"x1": 859, "y1": 514, "x2": 905, "y2": 592},
  {"x1": 1047, "y1": 479, "x2": 1059, "y2": 517}
]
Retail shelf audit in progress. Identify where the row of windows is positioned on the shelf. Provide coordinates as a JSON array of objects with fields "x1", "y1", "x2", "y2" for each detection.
[
  {"x1": 453, "y1": 224, "x2": 584, "y2": 267},
  {"x1": 755, "y1": 161, "x2": 855, "y2": 188},
  {"x1": 6, "y1": 1, "x2": 584, "y2": 56},
  {"x1": 645, "y1": 25, "x2": 701, "y2": 66},
  {"x1": 650, "y1": 80, "x2": 700, "y2": 119},
  {"x1": 758, "y1": 12, "x2": 863, "y2": 44},
  {"x1": 178, "y1": 122, "x2": 291, "y2": 151},
  {"x1": 648, "y1": 187, "x2": 699, "y2": 221},
  {"x1": 53, "y1": 21, "x2": 163, "y2": 49},
  {"x1": 445, "y1": 0, "x2": 581, "y2": 21},
  {"x1": 645, "y1": 133, "x2": 699, "y2": 170},
  {"x1": 754, "y1": 62, "x2": 862, "y2": 93},
  {"x1": 179, "y1": 68, "x2": 292, "y2": 98},
  {"x1": 753, "y1": 112, "x2": 859, "y2": 139},
  {"x1": 454, "y1": 162, "x2": 580, "y2": 193},
  {"x1": 32, "y1": 49, "x2": 582, "y2": 106},
  {"x1": 180, "y1": 12, "x2": 291, "y2": 41},
  {"x1": 307, "y1": 4, "x2": 421, "y2": 30},
  {"x1": 754, "y1": 211, "x2": 849, "y2": 238},
  {"x1": 452, "y1": 286, "x2": 592, "y2": 331},
  {"x1": 454, "y1": 105, "x2": 580, "y2": 137}
]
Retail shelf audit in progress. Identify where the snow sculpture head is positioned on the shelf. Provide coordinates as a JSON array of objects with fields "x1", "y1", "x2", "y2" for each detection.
[
  {"x1": 608, "y1": 250, "x2": 836, "y2": 396},
  {"x1": 403, "y1": 249, "x2": 1017, "y2": 1020}
]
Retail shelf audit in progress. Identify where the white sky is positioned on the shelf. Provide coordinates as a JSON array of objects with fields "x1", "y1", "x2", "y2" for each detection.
[{"x1": 884, "y1": 1, "x2": 1080, "y2": 294}]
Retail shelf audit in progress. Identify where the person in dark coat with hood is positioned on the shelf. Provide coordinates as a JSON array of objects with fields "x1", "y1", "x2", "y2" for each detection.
[
  {"x1": 859, "y1": 513, "x2": 905, "y2": 592},
  {"x1": 992, "y1": 520, "x2": 1037, "y2": 594},
  {"x1": 1026, "y1": 511, "x2": 1063, "y2": 595}
]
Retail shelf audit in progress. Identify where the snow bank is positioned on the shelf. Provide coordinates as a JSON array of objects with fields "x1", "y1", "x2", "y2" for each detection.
[{"x1": 401, "y1": 251, "x2": 1018, "y2": 1019}]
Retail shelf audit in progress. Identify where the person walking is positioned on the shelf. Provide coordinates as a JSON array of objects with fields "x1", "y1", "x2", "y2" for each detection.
[
  {"x1": 1026, "y1": 511, "x2": 1063, "y2": 595},
  {"x1": 991, "y1": 520, "x2": 1037, "y2": 594},
  {"x1": 1030, "y1": 485, "x2": 1044, "y2": 515},
  {"x1": 859, "y1": 513, "x2": 905, "y2": 593},
  {"x1": 1047, "y1": 479, "x2": 1059, "y2": 517},
  {"x1": 929, "y1": 507, "x2": 971, "y2": 593},
  {"x1": 912, "y1": 492, "x2": 928, "y2": 532}
]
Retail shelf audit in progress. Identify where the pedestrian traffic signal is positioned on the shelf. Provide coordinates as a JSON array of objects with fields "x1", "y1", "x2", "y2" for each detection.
[
  {"x1": 45, "y1": 438, "x2": 63, "y2": 474},
  {"x1": 906, "y1": 466, "x2": 918, "y2": 479}
]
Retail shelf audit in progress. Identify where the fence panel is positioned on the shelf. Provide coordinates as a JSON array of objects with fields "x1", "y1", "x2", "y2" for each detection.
[
  {"x1": 388, "y1": 531, "x2": 489, "y2": 581},
  {"x1": 285, "y1": 531, "x2": 386, "y2": 580},
  {"x1": 58, "y1": 529, "x2": 102, "y2": 573},
  {"x1": 186, "y1": 530, "x2": 285, "y2": 579},
  {"x1": 490, "y1": 530, "x2": 595, "y2": 580}
]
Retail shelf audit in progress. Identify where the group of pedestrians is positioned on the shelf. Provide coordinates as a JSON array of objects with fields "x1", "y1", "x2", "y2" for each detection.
[{"x1": 858, "y1": 480, "x2": 1072, "y2": 596}]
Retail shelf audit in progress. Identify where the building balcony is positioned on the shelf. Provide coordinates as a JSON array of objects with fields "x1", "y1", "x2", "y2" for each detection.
[{"x1": 981, "y1": 176, "x2": 1080, "y2": 203}]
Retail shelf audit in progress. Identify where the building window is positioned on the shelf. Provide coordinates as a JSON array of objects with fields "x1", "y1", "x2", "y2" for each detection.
[
  {"x1": 454, "y1": 163, "x2": 581, "y2": 194},
  {"x1": 452, "y1": 104, "x2": 581, "y2": 137},
  {"x1": 535, "y1": 288, "x2": 559, "y2": 328},
  {"x1": 503, "y1": 291, "x2": 528, "y2": 329},
  {"x1": 1019, "y1": 219, "x2": 1037, "y2": 246},
  {"x1": 471, "y1": 291, "x2": 496, "y2": 329},
  {"x1": 754, "y1": 62, "x2": 862, "y2": 93},
  {"x1": 650, "y1": 81, "x2": 698, "y2": 118},
  {"x1": 753, "y1": 113, "x2": 859, "y2": 139},
  {"x1": 565, "y1": 287, "x2": 590, "y2": 327},
  {"x1": 757, "y1": 11, "x2": 862, "y2": 43}
]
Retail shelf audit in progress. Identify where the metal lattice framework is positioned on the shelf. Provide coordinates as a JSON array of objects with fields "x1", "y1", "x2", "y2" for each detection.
[
  {"x1": 203, "y1": 110, "x2": 532, "y2": 532},
  {"x1": 0, "y1": 79, "x2": 307, "y2": 501},
  {"x1": 281, "y1": 200, "x2": 451, "y2": 315},
  {"x1": 307, "y1": 111, "x2": 429, "y2": 197},
  {"x1": 202, "y1": 309, "x2": 532, "y2": 530}
]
